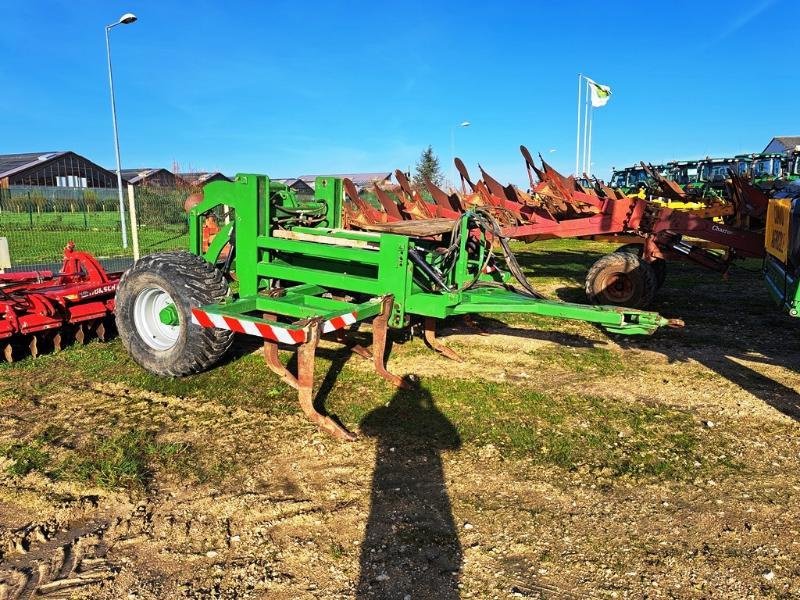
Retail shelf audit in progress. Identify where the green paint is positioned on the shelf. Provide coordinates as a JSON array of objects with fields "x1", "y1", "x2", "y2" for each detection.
[{"x1": 185, "y1": 173, "x2": 673, "y2": 335}]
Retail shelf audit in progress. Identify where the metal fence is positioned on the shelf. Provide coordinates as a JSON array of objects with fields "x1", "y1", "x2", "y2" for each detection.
[{"x1": 0, "y1": 184, "x2": 191, "y2": 272}]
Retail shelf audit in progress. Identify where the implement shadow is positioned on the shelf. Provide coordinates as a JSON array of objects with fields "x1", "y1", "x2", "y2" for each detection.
[
  {"x1": 583, "y1": 262, "x2": 800, "y2": 421},
  {"x1": 357, "y1": 383, "x2": 462, "y2": 599}
]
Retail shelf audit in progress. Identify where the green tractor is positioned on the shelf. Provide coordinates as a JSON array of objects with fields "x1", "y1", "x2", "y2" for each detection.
[
  {"x1": 689, "y1": 157, "x2": 739, "y2": 200},
  {"x1": 610, "y1": 164, "x2": 666, "y2": 195},
  {"x1": 664, "y1": 160, "x2": 699, "y2": 189},
  {"x1": 735, "y1": 153, "x2": 785, "y2": 190}
]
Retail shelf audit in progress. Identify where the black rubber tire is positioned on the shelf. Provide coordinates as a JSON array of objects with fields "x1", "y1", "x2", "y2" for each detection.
[
  {"x1": 615, "y1": 243, "x2": 667, "y2": 288},
  {"x1": 115, "y1": 251, "x2": 233, "y2": 376},
  {"x1": 585, "y1": 252, "x2": 659, "y2": 308}
]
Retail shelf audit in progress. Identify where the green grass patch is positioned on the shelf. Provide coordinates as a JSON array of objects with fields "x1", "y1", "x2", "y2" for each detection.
[
  {"x1": 527, "y1": 345, "x2": 627, "y2": 375},
  {"x1": 330, "y1": 372, "x2": 731, "y2": 481}
]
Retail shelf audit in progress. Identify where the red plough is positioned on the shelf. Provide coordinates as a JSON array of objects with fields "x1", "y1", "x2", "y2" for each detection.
[{"x1": 0, "y1": 243, "x2": 121, "y2": 361}]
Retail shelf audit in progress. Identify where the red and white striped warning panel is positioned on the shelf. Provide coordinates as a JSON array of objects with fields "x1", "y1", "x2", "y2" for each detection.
[{"x1": 191, "y1": 308, "x2": 358, "y2": 345}]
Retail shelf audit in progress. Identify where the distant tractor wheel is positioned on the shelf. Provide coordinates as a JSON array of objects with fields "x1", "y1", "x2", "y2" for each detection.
[
  {"x1": 585, "y1": 252, "x2": 658, "y2": 308},
  {"x1": 615, "y1": 243, "x2": 667, "y2": 289},
  {"x1": 116, "y1": 251, "x2": 233, "y2": 376}
]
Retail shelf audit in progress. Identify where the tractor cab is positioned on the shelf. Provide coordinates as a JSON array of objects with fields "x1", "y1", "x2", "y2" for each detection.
[
  {"x1": 609, "y1": 168, "x2": 629, "y2": 189},
  {"x1": 692, "y1": 157, "x2": 737, "y2": 198},
  {"x1": 786, "y1": 148, "x2": 800, "y2": 180},
  {"x1": 750, "y1": 153, "x2": 784, "y2": 182},
  {"x1": 664, "y1": 160, "x2": 699, "y2": 188},
  {"x1": 610, "y1": 165, "x2": 659, "y2": 194}
]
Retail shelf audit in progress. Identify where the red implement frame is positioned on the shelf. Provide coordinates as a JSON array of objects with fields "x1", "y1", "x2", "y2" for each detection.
[{"x1": 0, "y1": 243, "x2": 121, "y2": 361}]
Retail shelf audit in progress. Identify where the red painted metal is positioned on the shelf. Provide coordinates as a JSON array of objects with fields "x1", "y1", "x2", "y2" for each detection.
[{"x1": 0, "y1": 243, "x2": 120, "y2": 358}]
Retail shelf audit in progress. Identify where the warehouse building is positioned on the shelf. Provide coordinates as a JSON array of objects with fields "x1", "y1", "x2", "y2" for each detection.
[
  {"x1": 0, "y1": 151, "x2": 121, "y2": 188},
  {"x1": 119, "y1": 168, "x2": 186, "y2": 187}
]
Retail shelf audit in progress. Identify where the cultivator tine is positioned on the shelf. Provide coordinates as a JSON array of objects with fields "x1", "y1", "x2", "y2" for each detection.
[
  {"x1": 74, "y1": 324, "x2": 86, "y2": 345},
  {"x1": 261, "y1": 316, "x2": 356, "y2": 441},
  {"x1": 329, "y1": 329, "x2": 373, "y2": 360},
  {"x1": 423, "y1": 317, "x2": 463, "y2": 362},
  {"x1": 3, "y1": 341, "x2": 14, "y2": 363},
  {"x1": 296, "y1": 321, "x2": 357, "y2": 441},
  {"x1": 370, "y1": 296, "x2": 409, "y2": 389},
  {"x1": 28, "y1": 335, "x2": 39, "y2": 359}
]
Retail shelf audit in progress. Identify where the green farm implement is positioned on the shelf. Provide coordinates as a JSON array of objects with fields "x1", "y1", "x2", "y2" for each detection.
[{"x1": 116, "y1": 174, "x2": 682, "y2": 440}]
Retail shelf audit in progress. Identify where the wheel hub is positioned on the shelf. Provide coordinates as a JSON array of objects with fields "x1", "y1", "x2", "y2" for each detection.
[
  {"x1": 133, "y1": 287, "x2": 180, "y2": 351},
  {"x1": 605, "y1": 273, "x2": 634, "y2": 302}
]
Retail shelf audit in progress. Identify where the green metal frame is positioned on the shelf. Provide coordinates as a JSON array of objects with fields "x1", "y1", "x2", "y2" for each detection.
[{"x1": 185, "y1": 173, "x2": 675, "y2": 335}]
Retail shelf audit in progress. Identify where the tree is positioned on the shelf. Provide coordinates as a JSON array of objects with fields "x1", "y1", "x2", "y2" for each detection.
[{"x1": 413, "y1": 145, "x2": 444, "y2": 189}]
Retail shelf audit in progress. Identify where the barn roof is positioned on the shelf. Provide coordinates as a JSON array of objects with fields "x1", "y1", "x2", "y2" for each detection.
[
  {"x1": 0, "y1": 151, "x2": 66, "y2": 178},
  {"x1": 764, "y1": 136, "x2": 800, "y2": 153}
]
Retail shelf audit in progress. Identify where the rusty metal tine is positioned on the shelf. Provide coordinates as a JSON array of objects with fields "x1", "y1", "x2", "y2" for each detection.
[
  {"x1": 423, "y1": 317, "x2": 463, "y2": 362},
  {"x1": 424, "y1": 178, "x2": 463, "y2": 213},
  {"x1": 29, "y1": 335, "x2": 38, "y2": 359},
  {"x1": 296, "y1": 321, "x2": 357, "y2": 441},
  {"x1": 3, "y1": 343, "x2": 12, "y2": 363},
  {"x1": 96, "y1": 321, "x2": 106, "y2": 342},
  {"x1": 329, "y1": 330, "x2": 372, "y2": 360},
  {"x1": 343, "y1": 178, "x2": 384, "y2": 224},
  {"x1": 373, "y1": 184, "x2": 406, "y2": 221},
  {"x1": 263, "y1": 341, "x2": 299, "y2": 390},
  {"x1": 392, "y1": 171, "x2": 434, "y2": 219},
  {"x1": 520, "y1": 145, "x2": 539, "y2": 190},
  {"x1": 393, "y1": 169, "x2": 413, "y2": 194},
  {"x1": 262, "y1": 313, "x2": 299, "y2": 389},
  {"x1": 454, "y1": 157, "x2": 476, "y2": 193},
  {"x1": 52, "y1": 331, "x2": 62, "y2": 353},
  {"x1": 75, "y1": 324, "x2": 86, "y2": 345},
  {"x1": 371, "y1": 296, "x2": 409, "y2": 389}
]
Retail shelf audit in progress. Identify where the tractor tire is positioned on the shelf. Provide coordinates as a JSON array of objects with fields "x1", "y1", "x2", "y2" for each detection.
[
  {"x1": 585, "y1": 252, "x2": 659, "y2": 308},
  {"x1": 615, "y1": 243, "x2": 667, "y2": 289},
  {"x1": 116, "y1": 251, "x2": 233, "y2": 376}
]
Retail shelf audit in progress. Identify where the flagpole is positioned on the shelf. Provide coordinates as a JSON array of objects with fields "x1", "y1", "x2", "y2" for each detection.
[
  {"x1": 582, "y1": 81, "x2": 590, "y2": 175},
  {"x1": 587, "y1": 105, "x2": 593, "y2": 176},
  {"x1": 575, "y1": 73, "x2": 582, "y2": 176}
]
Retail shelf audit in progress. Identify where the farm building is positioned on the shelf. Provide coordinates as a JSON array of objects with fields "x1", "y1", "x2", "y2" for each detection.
[
  {"x1": 178, "y1": 172, "x2": 231, "y2": 186},
  {"x1": 0, "y1": 151, "x2": 121, "y2": 188},
  {"x1": 763, "y1": 136, "x2": 800, "y2": 154},
  {"x1": 273, "y1": 178, "x2": 315, "y2": 195},
  {"x1": 298, "y1": 172, "x2": 392, "y2": 191},
  {"x1": 119, "y1": 168, "x2": 186, "y2": 187}
]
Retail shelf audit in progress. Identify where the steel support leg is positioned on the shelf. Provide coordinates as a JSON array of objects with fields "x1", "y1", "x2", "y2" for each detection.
[
  {"x1": 423, "y1": 317, "x2": 463, "y2": 362},
  {"x1": 371, "y1": 296, "x2": 410, "y2": 389},
  {"x1": 297, "y1": 321, "x2": 356, "y2": 441}
]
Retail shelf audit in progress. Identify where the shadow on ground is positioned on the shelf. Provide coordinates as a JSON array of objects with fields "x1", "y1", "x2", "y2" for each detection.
[{"x1": 356, "y1": 383, "x2": 462, "y2": 599}]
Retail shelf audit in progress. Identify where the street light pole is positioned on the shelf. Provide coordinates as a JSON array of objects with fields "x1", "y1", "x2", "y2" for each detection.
[
  {"x1": 450, "y1": 120, "x2": 470, "y2": 192},
  {"x1": 105, "y1": 12, "x2": 137, "y2": 250}
]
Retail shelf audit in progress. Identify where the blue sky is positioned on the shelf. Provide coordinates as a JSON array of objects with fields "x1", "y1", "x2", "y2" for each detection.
[{"x1": 0, "y1": 0, "x2": 795, "y2": 186}]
